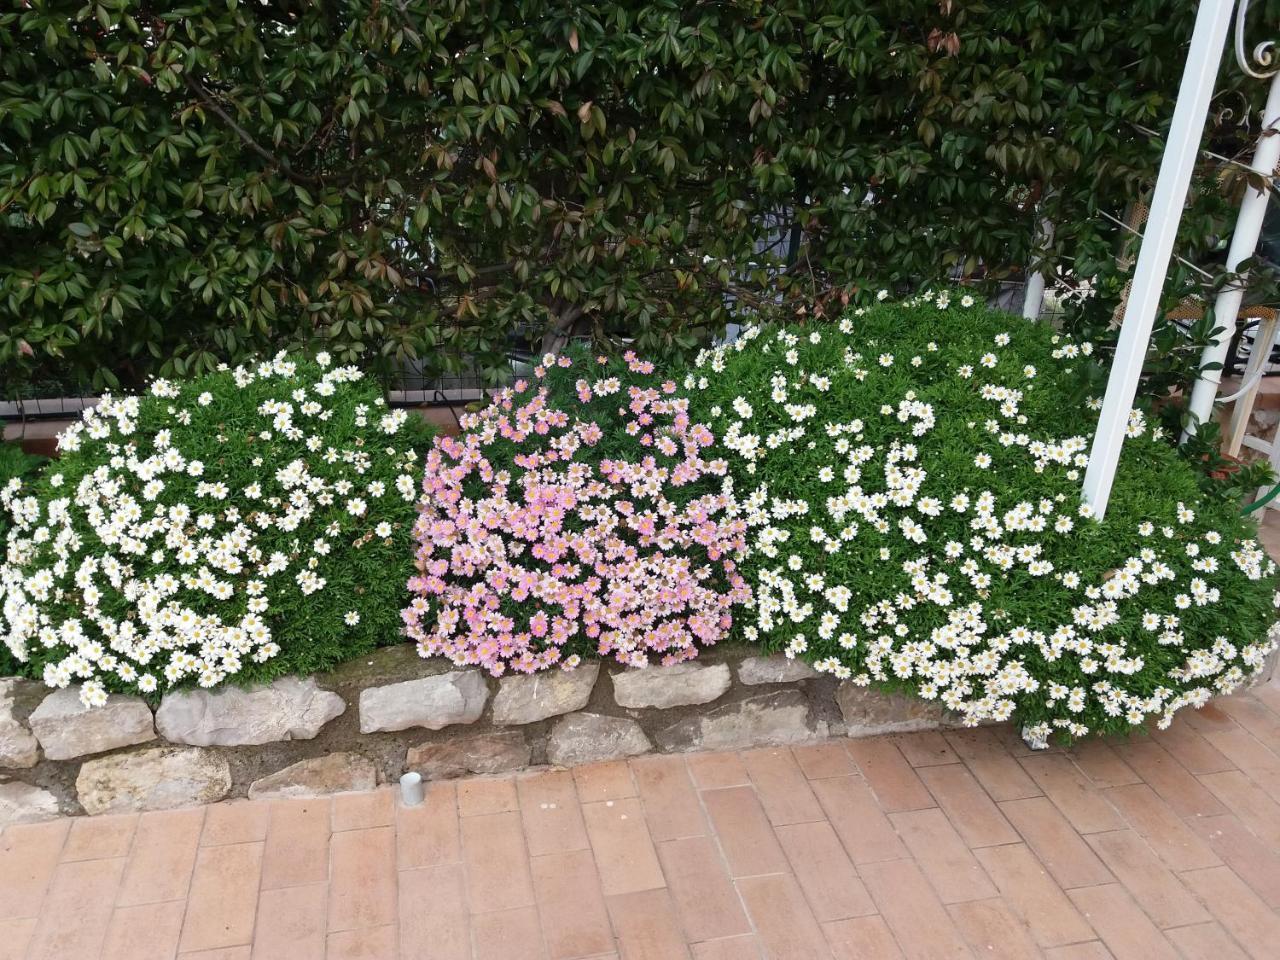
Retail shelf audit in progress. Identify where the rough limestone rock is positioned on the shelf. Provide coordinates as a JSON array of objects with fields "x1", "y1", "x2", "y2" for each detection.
[
  {"x1": 611, "y1": 662, "x2": 731, "y2": 710},
  {"x1": 407, "y1": 732, "x2": 531, "y2": 780},
  {"x1": 0, "y1": 679, "x2": 41, "y2": 768},
  {"x1": 0, "y1": 781, "x2": 61, "y2": 825},
  {"x1": 836, "y1": 682, "x2": 960, "y2": 736},
  {"x1": 546, "y1": 713, "x2": 652, "y2": 767},
  {"x1": 156, "y1": 677, "x2": 345, "y2": 746},
  {"x1": 359, "y1": 670, "x2": 489, "y2": 733},
  {"x1": 76, "y1": 746, "x2": 231, "y2": 815},
  {"x1": 247, "y1": 752, "x2": 377, "y2": 799},
  {"x1": 28, "y1": 686, "x2": 156, "y2": 761},
  {"x1": 491, "y1": 663, "x2": 599, "y2": 726},
  {"x1": 737, "y1": 655, "x2": 818, "y2": 686},
  {"x1": 655, "y1": 690, "x2": 825, "y2": 753}
]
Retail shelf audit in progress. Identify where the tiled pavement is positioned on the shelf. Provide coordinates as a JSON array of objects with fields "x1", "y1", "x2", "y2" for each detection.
[{"x1": 4, "y1": 682, "x2": 1280, "y2": 958}]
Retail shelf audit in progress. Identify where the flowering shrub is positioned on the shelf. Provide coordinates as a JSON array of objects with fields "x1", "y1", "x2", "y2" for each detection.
[
  {"x1": 687, "y1": 293, "x2": 1279, "y2": 744},
  {"x1": 403, "y1": 350, "x2": 749, "y2": 675},
  {"x1": 0, "y1": 354, "x2": 431, "y2": 706}
]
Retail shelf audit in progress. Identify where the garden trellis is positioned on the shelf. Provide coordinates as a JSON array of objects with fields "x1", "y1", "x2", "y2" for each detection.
[{"x1": 1085, "y1": 0, "x2": 1280, "y2": 517}]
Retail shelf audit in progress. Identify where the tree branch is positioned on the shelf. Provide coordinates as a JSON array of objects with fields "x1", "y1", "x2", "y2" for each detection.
[{"x1": 184, "y1": 75, "x2": 319, "y2": 185}]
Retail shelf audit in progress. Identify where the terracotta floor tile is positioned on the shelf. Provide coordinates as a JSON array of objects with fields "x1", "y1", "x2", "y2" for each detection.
[
  {"x1": 1252, "y1": 681, "x2": 1280, "y2": 717},
  {"x1": 461, "y1": 810, "x2": 535, "y2": 910},
  {"x1": 1214, "y1": 693, "x2": 1280, "y2": 754},
  {"x1": 20, "y1": 704, "x2": 1280, "y2": 960},
  {"x1": 261, "y1": 798, "x2": 331, "y2": 890},
  {"x1": 1162, "y1": 921, "x2": 1251, "y2": 960},
  {"x1": 252, "y1": 883, "x2": 327, "y2": 960},
  {"x1": 472, "y1": 905, "x2": 548, "y2": 960},
  {"x1": 118, "y1": 808, "x2": 204, "y2": 906},
  {"x1": 917, "y1": 763, "x2": 1019, "y2": 848},
  {"x1": 399, "y1": 864, "x2": 467, "y2": 960},
  {"x1": 630, "y1": 755, "x2": 706, "y2": 842},
  {"x1": 532, "y1": 848, "x2": 615, "y2": 959},
  {"x1": 326, "y1": 923, "x2": 398, "y2": 959},
  {"x1": 0, "y1": 819, "x2": 69, "y2": 920},
  {"x1": 810, "y1": 775, "x2": 907, "y2": 864},
  {"x1": 327, "y1": 826, "x2": 397, "y2": 933},
  {"x1": 1200, "y1": 727, "x2": 1280, "y2": 797},
  {"x1": 890, "y1": 807, "x2": 998, "y2": 903},
  {"x1": 1066, "y1": 883, "x2": 1179, "y2": 960},
  {"x1": 1180, "y1": 865, "x2": 1280, "y2": 960},
  {"x1": 685, "y1": 752, "x2": 749, "y2": 790},
  {"x1": 1254, "y1": 686, "x2": 1280, "y2": 716},
  {"x1": 179, "y1": 842, "x2": 263, "y2": 954},
  {"x1": 605, "y1": 888, "x2": 692, "y2": 960},
  {"x1": 947, "y1": 897, "x2": 1040, "y2": 960},
  {"x1": 690, "y1": 935, "x2": 763, "y2": 960},
  {"x1": 202, "y1": 800, "x2": 270, "y2": 847},
  {"x1": 1187, "y1": 813, "x2": 1280, "y2": 908},
  {"x1": 1064, "y1": 740, "x2": 1140, "y2": 789},
  {"x1": 1200, "y1": 722, "x2": 1280, "y2": 769},
  {"x1": 823, "y1": 916, "x2": 905, "y2": 960},
  {"x1": 1018, "y1": 754, "x2": 1126, "y2": 834},
  {"x1": 396, "y1": 780, "x2": 460, "y2": 869},
  {"x1": 1041, "y1": 944, "x2": 1113, "y2": 960},
  {"x1": 27, "y1": 856, "x2": 125, "y2": 960},
  {"x1": 101, "y1": 901, "x2": 186, "y2": 960},
  {"x1": 740, "y1": 747, "x2": 824, "y2": 825},
  {"x1": 456, "y1": 776, "x2": 519, "y2": 818},
  {"x1": 582, "y1": 797, "x2": 666, "y2": 895},
  {"x1": 858, "y1": 857, "x2": 973, "y2": 960},
  {"x1": 1111, "y1": 741, "x2": 1228, "y2": 819},
  {"x1": 894, "y1": 730, "x2": 959, "y2": 767},
  {"x1": 331, "y1": 787, "x2": 395, "y2": 831},
  {"x1": 0, "y1": 918, "x2": 36, "y2": 960},
  {"x1": 846, "y1": 737, "x2": 936, "y2": 812},
  {"x1": 1103, "y1": 783, "x2": 1220, "y2": 872},
  {"x1": 656, "y1": 836, "x2": 751, "y2": 942},
  {"x1": 775, "y1": 820, "x2": 875, "y2": 922},
  {"x1": 1197, "y1": 769, "x2": 1280, "y2": 848},
  {"x1": 700, "y1": 785, "x2": 788, "y2": 878},
  {"x1": 1083, "y1": 829, "x2": 1209, "y2": 928},
  {"x1": 944, "y1": 729, "x2": 1042, "y2": 801},
  {"x1": 63, "y1": 812, "x2": 137, "y2": 861},
  {"x1": 1152, "y1": 719, "x2": 1236, "y2": 775},
  {"x1": 736, "y1": 873, "x2": 833, "y2": 960},
  {"x1": 517, "y1": 770, "x2": 590, "y2": 858},
  {"x1": 999, "y1": 797, "x2": 1113, "y2": 889},
  {"x1": 573, "y1": 761, "x2": 636, "y2": 802},
  {"x1": 1180, "y1": 703, "x2": 1238, "y2": 735},
  {"x1": 972, "y1": 843, "x2": 1095, "y2": 948},
  {"x1": 791, "y1": 742, "x2": 856, "y2": 780}
]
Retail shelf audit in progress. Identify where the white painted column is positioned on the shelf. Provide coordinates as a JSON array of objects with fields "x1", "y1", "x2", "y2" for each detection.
[
  {"x1": 1022, "y1": 215, "x2": 1055, "y2": 320},
  {"x1": 1183, "y1": 70, "x2": 1280, "y2": 438},
  {"x1": 1082, "y1": 0, "x2": 1235, "y2": 517}
]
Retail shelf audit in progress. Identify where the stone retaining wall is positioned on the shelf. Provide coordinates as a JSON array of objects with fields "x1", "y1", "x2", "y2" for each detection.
[
  {"x1": 0, "y1": 645, "x2": 961, "y2": 824},
  {"x1": 3, "y1": 641, "x2": 1275, "y2": 825}
]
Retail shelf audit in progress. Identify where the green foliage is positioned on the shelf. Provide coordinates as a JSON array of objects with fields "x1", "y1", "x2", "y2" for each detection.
[
  {"x1": 4, "y1": 1, "x2": 1277, "y2": 394},
  {"x1": 0, "y1": 355, "x2": 434, "y2": 702},
  {"x1": 0, "y1": 443, "x2": 46, "y2": 488},
  {"x1": 0, "y1": 443, "x2": 46, "y2": 539},
  {"x1": 687, "y1": 297, "x2": 1278, "y2": 742}
]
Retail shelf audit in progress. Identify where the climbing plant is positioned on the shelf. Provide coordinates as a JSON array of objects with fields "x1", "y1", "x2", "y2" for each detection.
[{"x1": 3, "y1": 0, "x2": 1278, "y2": 392}]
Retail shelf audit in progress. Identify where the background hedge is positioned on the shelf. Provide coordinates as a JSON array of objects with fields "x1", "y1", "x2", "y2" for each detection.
[{"x1": 3, "y1": 0, "x2": 1278, "y2": 394}]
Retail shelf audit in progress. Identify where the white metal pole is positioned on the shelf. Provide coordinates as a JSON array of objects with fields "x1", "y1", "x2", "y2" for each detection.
[
  {"x1": 1082, "y1": 0, "x2": 1234, "y2": 518},
  {"x1": 1022, "y1": 215, "x2": 1055, "y2": 320},
  {"x1": 1183, "y1": 70, "x2": 1280, "y2": 439}
]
